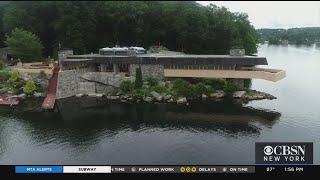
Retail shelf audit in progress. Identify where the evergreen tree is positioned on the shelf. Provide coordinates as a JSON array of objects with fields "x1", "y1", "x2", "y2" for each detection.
[
  {"x1": 5, "y1": 28, "x2": 44, "y2": 62},
  {"x1": 135, "y1": 65, "x2": 143, "y2": 89},
  {"x1": 1, "y1": 1, "x2": 259, "y2": 56}
]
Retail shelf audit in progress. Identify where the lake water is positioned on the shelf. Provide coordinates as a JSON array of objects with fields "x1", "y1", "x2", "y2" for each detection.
[{"x1": 0, "y1": 44, "x2": 319, "y2": 165}]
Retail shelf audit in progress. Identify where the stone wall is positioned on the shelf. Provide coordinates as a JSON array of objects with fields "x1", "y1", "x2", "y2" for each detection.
[
  {"x1": 129, "y1": 64, "x2": 164, "y2": 80},
  {"x1": 78, "y1": 82, "x2": 95, "y2": 94},
  {"x1": 56, "y1": 70, "x2": 134, "y2": 99},
  {"x1": 80, "y1": 72, "x2": 134, "y2": 94},
  {"x1": 20, "y1": 71, "x2": 51, "y2": 94},
  {"x1": 56, "y1": 70, "x2": 81, "y2": 99}
]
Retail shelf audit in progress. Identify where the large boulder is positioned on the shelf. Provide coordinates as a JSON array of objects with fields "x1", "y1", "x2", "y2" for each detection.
[
  {"x1": 150, "y1": 91, "x2": 163, "y2": 101},
  {"x1": 109, "y1": 95, "x2": 120, "y2": 100},
  {"x1": 233, "y1": 91, "x2": 246, "y2": 98},
  {"x1": 96, "y1": 93, "x2": 103, "y2": 98},
  {"x1": 143, "y1": 96, "x2": 153, "y2": 102},
  {"x1": 167, "y1": 98, "x2": 174, "y2": 103},
  {"x1": 34, "y1": 92, "x2": 44, "y2": 98},
  {"x1": 243, "y1": 90, "x2": 276, "y2": 101},
  {"x1": 17, "y1": 93, "x2": 26, "y2": 99},
  {"x1": 177, "y1": 97, "x2": 187, "y2": 105},
  {"x1": 76, "y1": 93, "x2": 84, "y2": 97},
  {"x1": 121, "y1": 95, "x2": 130, "y2": 100},
  {"x1": 209, "y1": 91, "x2": 225, "y2": 99},
  {"x1": 88, "y1": 93, "x2": 96, "y2": 97},
  {"x1": 164, "y1": 94, "x2": 172, "y2": 101},
  {"x1": 11, "y1": 93, "x2": 26, "y2": 99},
  {"x1": 201, "y1": 94, "x2": 208, "y2": 100}
]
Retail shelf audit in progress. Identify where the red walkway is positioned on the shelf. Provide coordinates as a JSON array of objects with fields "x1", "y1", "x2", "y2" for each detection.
[{"x1": 42, "y1": 64, "x2": 59, "y2": 110}]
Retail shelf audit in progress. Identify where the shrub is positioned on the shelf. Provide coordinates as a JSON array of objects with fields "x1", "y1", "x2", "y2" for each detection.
[
  {"x1": 194, "y1": 82, "x2": 208, "y2": 95},
  {"x1": 172, "y1": 78, "x2": 196, "y2": 97},
  {"x1": 120, "y1": 80, "x2": 134, "y2": 93},
  {"x1": 207, "y1": 86, "x2": 216, "y2": 94},
  {"x1": 134, "y1": 66, "x2": 143, "y2": 89},
  {"x1": 9, "y1": 71, "x2": 24, "y2": 91},
  {"x1": 223, "y1": 82, "x2": 239, "y2": 95},
  {"x1": 0, "y1": 60, "x2": 6, "y2": 70},
  {"x1": 23, "y1": 79, "x2": 36, "y2": 95},
  {"x1": 9, "y1": 71, "x2": 21, "y2": 84},
  {"x1": 132, "y1": 89, "x2": 149, "y2": 99},
  {"x1": 172, "y1": 78, "x2": 188, "y2": 95},
  {"x1": 0, "y1": 71, "x2": 11, "y2": 82},
  {"x1": 35, "y1": 83, "x2": 44, "y2": 93},
  {"x1": 244, "y1": 79, "x2": 252, "y2": 89},
  {"x1": 150, "y1": 85, "x2": 171, "y2": 94},
  {"x1": 172, "y1": 78, "x2": 188, "y2": 89},
  {"x1": 146, "y1": 76, "x2": 159, "y2": 87},
  {"x1": 111, "y1": 87, "x2": 119, "y2": 95},
  {"x1": 186, "y1": 85, "x2": 197, "y2": 97},
  {"x1": 205, "y1": 78, "x2": 227, "y2": 90}
]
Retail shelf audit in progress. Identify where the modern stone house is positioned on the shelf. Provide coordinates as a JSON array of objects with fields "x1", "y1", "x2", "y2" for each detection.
[{"x1": 56, "y1": 47, "x2": 286, "y2": 99}]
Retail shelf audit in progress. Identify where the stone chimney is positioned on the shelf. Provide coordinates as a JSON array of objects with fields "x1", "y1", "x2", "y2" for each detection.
[{"x1": 58, "y1": 49, "x2": 73, "y2": 70}]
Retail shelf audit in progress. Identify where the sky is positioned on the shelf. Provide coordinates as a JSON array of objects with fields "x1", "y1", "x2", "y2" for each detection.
[{"x1": 197, "y1": 1, "x2": 320, "y2": 29}]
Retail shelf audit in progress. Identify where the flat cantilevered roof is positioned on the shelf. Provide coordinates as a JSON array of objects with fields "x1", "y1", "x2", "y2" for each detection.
[{"x1": 63, "y1": 53, "x2": 268, "y2": 66}]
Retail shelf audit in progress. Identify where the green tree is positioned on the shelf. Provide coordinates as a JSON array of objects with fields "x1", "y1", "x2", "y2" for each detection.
[
  {"x1": 119, "y1": 80, "x2": 134, "y2": 93},
  {"x1": 5, "y1": 28, "x2": 44, "y2": 62},
  {"x1": 0, "y1": 60, "x2": 6, "y2": 70},
  {"x1": 23, "y1": 79, "x2": 36, "y2": 95},
  {"x1": 1, "y1": 1, "x2": 259, "y2": 55},
  {"x1": 223, "y1": 81, "x2": 239, "y2": 95},
  {"x1": 172, "y1": 78, "x2": 196, "y2": 97},
  {"x1": 146, "y1": 76, "x2": 159, "y2": 87},
  {"x1": 194, "y1": 82, "x2": 208, "y2": 95},
  {"x1": 8, "y1": 71, "x2": 24, "y2": 93},
  {"x1": 135, "y1": 66, "x2": 143, "y2": 89}
]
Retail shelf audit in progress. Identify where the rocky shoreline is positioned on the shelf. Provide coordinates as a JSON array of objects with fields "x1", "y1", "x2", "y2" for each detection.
[
  {"x1": 2, "y1": 87, "x2": 276, "y2": 108},
  {"x1": 71, "y1": 89, "x2": 276, "y2": 105}
]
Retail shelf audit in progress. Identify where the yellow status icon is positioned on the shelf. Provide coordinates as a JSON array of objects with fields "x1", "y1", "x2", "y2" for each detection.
[
  {"x1": 191, "y1": 166, "x2": 197, "y2": 173},
  {"x1": 180, "y1": 167, "x2": 185, "y2": 173},
  {"x1": 186, "y1": 167, "x2": 191, "y2": 173}
]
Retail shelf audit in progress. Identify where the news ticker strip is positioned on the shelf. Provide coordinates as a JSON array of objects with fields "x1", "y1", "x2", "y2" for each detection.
[{"x1": 14, "y1": 166, "x2": 255, "y2": 173}]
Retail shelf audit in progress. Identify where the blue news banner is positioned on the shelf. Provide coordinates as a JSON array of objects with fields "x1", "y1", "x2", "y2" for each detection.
[{"x1": 15, "y1": 166, "x2": 63, "y2": 173}]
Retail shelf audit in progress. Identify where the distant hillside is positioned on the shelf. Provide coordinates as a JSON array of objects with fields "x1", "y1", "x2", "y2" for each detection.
[
  {"x1": 0, "y1": 1, "x2": 259, "y2": 57},
  {"x1": 257, "y1": 27, "x2": 320, "y2": 45}
]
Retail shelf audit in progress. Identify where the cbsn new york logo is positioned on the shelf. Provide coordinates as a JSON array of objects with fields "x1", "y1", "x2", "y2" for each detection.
[{"x1": 255, "y1": 142, "x2": 313, "y2": 164}]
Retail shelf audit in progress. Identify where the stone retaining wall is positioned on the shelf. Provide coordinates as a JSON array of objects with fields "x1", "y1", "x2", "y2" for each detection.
[
  {"x1": 56, "y1": 70, "x2": 81, "y2": 99},
  {"x1": 129, "y1": 64, "x2": 164, "y2": 80},
  {"x1": 56, "y1": 70, "x2": 134, "y2": 99}
]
